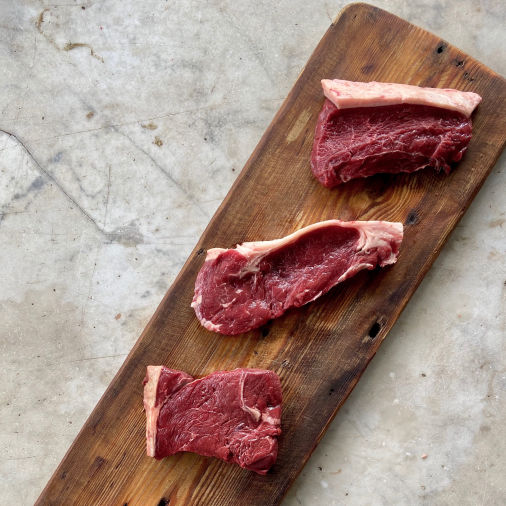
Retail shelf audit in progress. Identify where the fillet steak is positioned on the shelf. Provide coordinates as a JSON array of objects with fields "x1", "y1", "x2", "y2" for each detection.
[
  {"x1": 311, "y1": 79, "x2": 482, "y2": 188},
  {"x1": 192, "y1": 220, "x2": 403, "y2": 335},
  {"x1": 143, "y1": 366, "x2": 282, "y2": 475}
]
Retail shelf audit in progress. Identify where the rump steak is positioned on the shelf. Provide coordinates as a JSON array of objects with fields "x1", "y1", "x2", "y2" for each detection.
[
  {"x1": 192, "y1": 220, "x2": 403, "y2": 335},
  {"x1": 311, "y1": 79, "x2": 482, "y2": 188},
  {"x1": 143, "y1": 366, "x2": 282, "y2": 475}
]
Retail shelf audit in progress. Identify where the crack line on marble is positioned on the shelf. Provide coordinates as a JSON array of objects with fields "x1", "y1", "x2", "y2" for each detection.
[
  {"x1": 78, "y1": 247, "x2": 100, "y2": 335},
  {"x1": 112, "y1": 127, "x2": 209, "y2": 218},
  {"x1": 103, "y1": 165, "x2": 112, "y2": 229},
  {"x1": 30, "y1": 32, "x2": 38, "y2": 70},
  {"x1": 325, "y1": 4, "x2": 333, "y2": 23},
  {"x1": 0, "y1": 130, "x2": 151, "y2": 247},
  {"x1": 68, "y1": 353, "x2": 128, "y2": 363},
  {"x1": 8, "y1": 103, "x2": 237, "y2": 143},
  {"x1": 0, "y1": 128, "x2": 109, "y2": 238},
  {"x1": 218, "y1": 8, "x2": 274, "y2": 86}
]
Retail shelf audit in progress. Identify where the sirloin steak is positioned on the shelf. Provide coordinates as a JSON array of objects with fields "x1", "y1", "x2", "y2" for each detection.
[
  {"x1": 192, "y1": 220, "x2": 403, "y2": 335},
  {"x1": 143, "y1": 366, "x2": 282, "y2": 475},
  {"x1": 311, "y1": 79, "x2": 482, "y2": 188}
]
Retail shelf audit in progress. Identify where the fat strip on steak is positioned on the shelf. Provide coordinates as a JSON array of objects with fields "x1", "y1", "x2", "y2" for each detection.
[{"x1": 192, "y1": 219, "x2": 403, "y2": 335}]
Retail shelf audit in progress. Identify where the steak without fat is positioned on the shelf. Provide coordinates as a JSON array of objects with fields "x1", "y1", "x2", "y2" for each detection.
[
  {"x1": 311, "y1": 79, "x2": 482, "y2": 188},
  {"x1": 192, "y1": 220, "x2": 403, "y2": 335},
  {"x1": 143, "y1": 366, "x2": 282, "y2": 475}
]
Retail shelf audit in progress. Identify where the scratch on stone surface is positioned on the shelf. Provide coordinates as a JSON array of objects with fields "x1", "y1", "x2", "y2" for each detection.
[
  {"x1": 6, "y1": 455, "x2": 36, "y2": 461},
  {"x1": 69, "y1": 353, "x2": 127, "y2": 363},
  {"x1": 30, "y1": 32, "x2": 38, "y2": 69},
  {"x1": 0, "y1": 210, "x2": 28, "y2": 218},
  {"x1": 0, "y1": 198, "x2": 33, "y2": 226},
  {"x1": 146, "y1": 106, "x2": 220, "y2": 120},
  {"x1": 0, "y1": 129, "x2": 107, "y2": 238},
  {"x1": 113, "y1": 127, "x2": 208, "y2": 218},
  {"x1": 325, "y1": 4, "x2": 333, "y2": 23},
  {"x1": 219, "y1": 9, "x2": 274, "y2": 85},
  {"x1": 79, "y1": 247, "x2": 99, "y2": 334},
  {"x1": 27, "y1": 111, "x2": 197, "y2": 143},
  {"x1": 36, "y1": 124, "x2": 119, "y2": 142},
  {"x1": 63, "y1": 42, "x2": 104, "y2": 63},
  {"x1": 103, "y1": 165, "x2": 112, "y2": 228},
  {"x1": 23, "y1": 103, "x2": 237, "y2": 144}
]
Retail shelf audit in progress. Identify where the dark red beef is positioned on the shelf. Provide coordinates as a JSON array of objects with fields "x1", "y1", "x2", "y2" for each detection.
[
  {"x1": 311, "y1": 100, "x2": 473, "y2": 188},
  {"x1": 192, "y1": 220, "x2": 403, "y2": 335},
  {"x1": 143, "y1": 366, "x2": 282, "y2": 475}
]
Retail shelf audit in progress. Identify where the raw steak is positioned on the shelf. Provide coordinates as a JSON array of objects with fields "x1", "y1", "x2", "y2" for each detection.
[
  {"x1": 192, "y1": 220, "x2": 403, "y2": 335},
  {"x1": 143, "y1": 366, "x2": 282, "y2": 475},
  {"x1": 311, "y1": 79, "x2": 482, "y2": 188}
]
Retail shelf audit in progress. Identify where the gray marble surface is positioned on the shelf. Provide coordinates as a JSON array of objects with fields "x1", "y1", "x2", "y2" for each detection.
[{"x1": 0, "y1": 1, "x2": 504, "y2": 504}]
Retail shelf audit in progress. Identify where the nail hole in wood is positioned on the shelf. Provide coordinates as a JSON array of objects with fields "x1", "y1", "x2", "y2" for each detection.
[
  {"x1": 368, "y1": 322, "x2": 381, "y2": 338},
  {"x1": 94, "y1": 456, "x2": 105, "y2": 468},
  {"x1": 157, "y1": 499, "x2": 169, "y2": 506},
  {"x1": 260, "y1": 322, "x2": 272, "y2": 338},
  {"x1": 196, "y1": 248, "x2": 205, "y2": 256},
  {"x1": 436, "y1": 44, "x2": 445, "y2": 54},
  {"x1": 405, "y1": 211, "x2": 418, "y2": 225}
]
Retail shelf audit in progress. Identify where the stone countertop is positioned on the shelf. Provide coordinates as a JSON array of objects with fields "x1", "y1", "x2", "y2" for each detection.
[{"x1": 0, "y1": 1, "x2": 504, "y2": 504}]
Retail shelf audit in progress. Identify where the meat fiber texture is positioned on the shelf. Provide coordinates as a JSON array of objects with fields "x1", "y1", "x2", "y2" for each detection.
[
  {"x1": 311, "y1": 79, "x2": 482, "y2": 188},
  {"x1": 143, "y1": 366, "x2": 282, "y2": 475},
  {"x1": 192, "y1": 220, "x2": 403, "y2": 335}
]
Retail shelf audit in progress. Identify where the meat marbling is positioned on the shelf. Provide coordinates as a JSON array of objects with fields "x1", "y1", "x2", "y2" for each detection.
[
  {"x1": 192, "y1": 220, "x2": 403, "y2": 335},
  {"x1": 143, "y1": 366, "x2": 282, "y2": 475},
  {"x1": 311, "y1": 79, "x2": 482, "y2": 188}
]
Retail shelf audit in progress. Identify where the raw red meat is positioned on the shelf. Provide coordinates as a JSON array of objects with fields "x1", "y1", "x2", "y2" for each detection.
[
  {"x1": 311, "y1": 80, "x2": 482, "y2": 188},
  {"x1": 192, "y1": 220, "x2": 403, "y2": 335},
  {"x1": 143, "y1": 366, "x2": 282, "y2": 475}
]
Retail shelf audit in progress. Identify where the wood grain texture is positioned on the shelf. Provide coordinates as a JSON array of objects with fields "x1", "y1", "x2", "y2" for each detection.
[{"x1": 37, "y1": 4, "x2": 506, "y2": 505}]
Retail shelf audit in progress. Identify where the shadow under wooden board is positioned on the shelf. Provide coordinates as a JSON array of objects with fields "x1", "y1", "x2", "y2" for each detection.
[{"x1": 37, "y1": 3, "x2": 506, "y2": 505}]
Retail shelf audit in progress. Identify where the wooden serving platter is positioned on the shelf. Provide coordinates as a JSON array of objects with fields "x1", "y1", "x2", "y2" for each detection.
[{"x1": 37, "y1": 4, "x2": 506, "y2": 505}]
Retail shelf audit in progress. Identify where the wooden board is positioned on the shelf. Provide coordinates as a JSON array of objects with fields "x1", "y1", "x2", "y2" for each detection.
[{"x1": 37, "y1": 4, "x2": 506, "y2": 505}]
